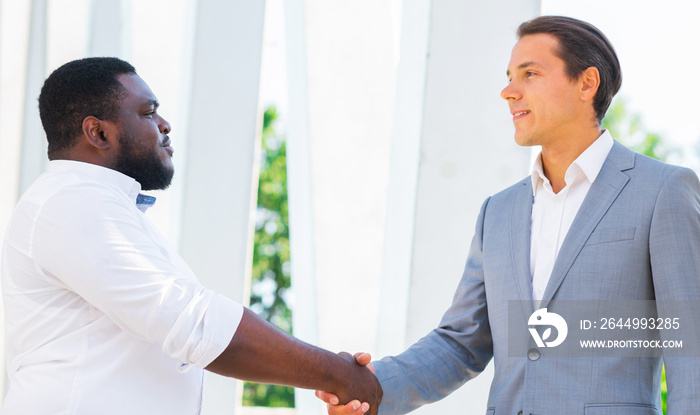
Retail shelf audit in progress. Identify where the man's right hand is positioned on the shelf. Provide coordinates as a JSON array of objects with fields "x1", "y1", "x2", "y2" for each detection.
[{"x1": 316, "y1": 352, "x2": 376, "y2": 415}]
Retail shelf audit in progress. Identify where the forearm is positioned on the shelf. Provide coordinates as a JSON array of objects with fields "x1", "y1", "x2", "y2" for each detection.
[
  {"x1": 206, "y1": 308, "x2": 382, "y2": 408},
  {"x1": 207, "y1": 308, "x2": 338, "y2": 386}
]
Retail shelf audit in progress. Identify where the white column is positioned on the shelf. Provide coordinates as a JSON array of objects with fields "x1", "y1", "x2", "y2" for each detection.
[
  {"x1": 88, "y1": 0, "x2": 130, "y2": 58},
  {"x1": 0, "y1": 0, "x2": 33, "y2": 399},
  {"x1": 285, "y1": 0, "x2": 398, "y2": 411},
  {"x1": 17, "y1": 0, "x2": 47, "y2": 195},
  {"x1": 284, "y1": 0, "x2": 320, "y2": 413},
  {"x1": 377, "y1": 1, "x2": 540, "y2": 414},
  {"x1": 375, "y1": 0, "x2": 431, "y2": 359},
  {"x1": 177, "y1": 0, "x2": 266, "y2": 414},
  {"x1": 303, "y1": 0, "x2": 396, "y2": 353},
  {"x1": 0, "y1": 0, "x2": 31, "y2": 231}
]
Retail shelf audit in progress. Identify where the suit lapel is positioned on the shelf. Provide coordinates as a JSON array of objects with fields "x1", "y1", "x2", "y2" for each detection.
[
  {"x1": 540, "y1": 141, "x2": 635, "y2": 307},
  {"x1": 510, "y1": 179, "x2": 535, "y2": 316}
]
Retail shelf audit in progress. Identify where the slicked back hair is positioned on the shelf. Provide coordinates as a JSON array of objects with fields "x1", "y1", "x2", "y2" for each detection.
[
  {"x1": 517, "y1": 16, "x2": 622, "y2": 123},
  {"x1": 38, "y1": 57, "x2": 136, "y2": 159}
]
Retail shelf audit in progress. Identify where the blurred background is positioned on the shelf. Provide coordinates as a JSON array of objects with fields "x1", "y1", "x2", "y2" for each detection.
[{"x1": 1, "y1": 0, "x2": 697, "y2": 414}]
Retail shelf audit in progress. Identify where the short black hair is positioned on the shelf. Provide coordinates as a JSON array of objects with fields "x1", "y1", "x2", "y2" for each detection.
[
  {"x1": 517, "y1": 16, "x2": 622, "y2": 123},
  {"x1": 38, "y1": 57, "x2": 136, "y2": 158}
]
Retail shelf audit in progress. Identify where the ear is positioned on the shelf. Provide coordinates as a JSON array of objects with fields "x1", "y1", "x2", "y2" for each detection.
[
  {"x1": 81, "y1": 116, "x2": 113, "y2": 151},
  {"x1": 580, "y1": 66, "x2": 600, "y2": 102}
]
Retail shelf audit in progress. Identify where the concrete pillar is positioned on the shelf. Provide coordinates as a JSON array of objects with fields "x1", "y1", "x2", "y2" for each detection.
[
  {"x1": 375, "y1": 0, "x2": 432, "y2": 359},
  {"x1": 304, "y1": 0, "x2": 396, "y2": 352},
  {"x1": 285, "y1": 0, "x2": 398, "y2": 411},
  {"x1": 0, "y1": 0, "x2": 31, "y2": 230},
  {"x1": 284, "y1": 0, "x2": 321, "y2": 413},
  {"x1": 88, "y1": 0, "x2": 130, "y2": 58},
  {"x1": 17, "y1": 0, "x2": 47, "y2": 195},
  {"x1": 177, "y1": 1, "x2": 266, "y2": 413},
  {"x1": 0, "y1": 0, "x2": 34, "y2": 399}
]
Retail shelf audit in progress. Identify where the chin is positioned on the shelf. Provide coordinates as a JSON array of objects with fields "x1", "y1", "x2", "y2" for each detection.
[
  {"x1": 513, "y1": 130, "x2": 544, "y2": 147},
  {"x1": 513, "y1": 135, "x2": 534, "y2": 147}
]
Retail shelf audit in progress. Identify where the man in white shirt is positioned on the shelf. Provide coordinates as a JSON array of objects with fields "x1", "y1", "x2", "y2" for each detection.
[
  {"x1": 317, "y1": 15, "x2": 700, "y2": 415},
  {"x1": 0, "y1": 57, "x2": 381, "y2": 415}
]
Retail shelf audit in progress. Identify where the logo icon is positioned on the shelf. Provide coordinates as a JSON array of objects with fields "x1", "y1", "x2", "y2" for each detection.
[{"x1": 528, "y1": 308, "x2": 568, "y2": 347}]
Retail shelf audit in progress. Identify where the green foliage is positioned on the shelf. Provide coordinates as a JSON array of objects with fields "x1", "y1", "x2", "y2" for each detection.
[
  {"x1": 661, "y1": 366, "x2": 667, "y2": 414},
  {"x1": 603, "y1": 98, "x2": 670, "y2": 414},
  {"x1": 243, "y1": 383, "x2": 295, "y2": 408},
  {"x1": 602, "y1": 98, "x2": 675, "y2": 162},
  {"x1": 242, "y1": 106, "x2": 295, "y2": 408}
]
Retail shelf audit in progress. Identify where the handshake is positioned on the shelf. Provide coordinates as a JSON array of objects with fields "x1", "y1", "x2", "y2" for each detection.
[
  {"x1": 207, "y1": 308, "x2": 382, "y2": 414},
  {"x1": 315, "y1": 352, "x2": 380, "y2": 415}
]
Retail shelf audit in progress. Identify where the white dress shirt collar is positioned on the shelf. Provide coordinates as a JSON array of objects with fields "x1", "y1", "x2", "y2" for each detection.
[
  {"x1": 49, "y1": 160, "x2": 141, "y2": 200},
  {"x1": 48, "y1": 160, "x2": 156, "y2": 211},
  {"x1": 530, "y1": 130, "x2": 615, "y2": 196}
]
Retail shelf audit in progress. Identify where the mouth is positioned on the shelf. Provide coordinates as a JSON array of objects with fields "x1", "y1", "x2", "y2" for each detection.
[
  {"x1": 511, "y1": 110, "x2": 530, "y2": 121},
  {"x1": 162, "y1": 137, "x2": 174, "y2": 156}
]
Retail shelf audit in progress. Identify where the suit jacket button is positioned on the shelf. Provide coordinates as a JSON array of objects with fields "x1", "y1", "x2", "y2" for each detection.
[{"x1": 527, "y1": 348, "x2": 540, "y2": 361}]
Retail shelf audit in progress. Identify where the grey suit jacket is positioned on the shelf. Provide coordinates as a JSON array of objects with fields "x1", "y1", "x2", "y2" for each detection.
[{"x1": 374, "y1": 141, "x2": 700, "y2": 415}]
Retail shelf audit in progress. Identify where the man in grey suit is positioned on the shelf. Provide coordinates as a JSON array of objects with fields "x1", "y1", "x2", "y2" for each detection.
[{"x1": 317, "y1": 15, "x2": 700, "y2": 415}]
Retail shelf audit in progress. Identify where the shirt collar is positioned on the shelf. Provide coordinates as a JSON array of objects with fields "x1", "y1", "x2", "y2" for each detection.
[
  {"x1": 530, "y1": 130, "x2": 615, "y2": 196},
  {"x1": 48, "y1": 160, "x2": 155, "y2": 210}
]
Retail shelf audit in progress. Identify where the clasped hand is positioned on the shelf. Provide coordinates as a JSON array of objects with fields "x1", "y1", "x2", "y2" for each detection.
[{"x1": 317, "y1": 352, "x2": 377, "y2": 415}]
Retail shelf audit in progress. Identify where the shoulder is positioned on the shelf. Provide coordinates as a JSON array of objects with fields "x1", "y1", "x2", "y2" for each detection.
[
  {"x1": 21, "y1": 171, "x2": 132, "y2": 209},
  {"x1": 609, "y1": 141, "x2": 693, "y2": 180},
  {"x1": 619, "y1": 148, "x2": 699, "y2": 195},
  {"x1": 631, "y1": 151, "x2": 689, "y2": 175},
  {"x1": 15, "y1": 173, "x2": 137, "y2": 235},
  {"x1": 606, "y1": 146, "x2": 700, "y2": 221},
  {"x1": 492, "y1": 176, "x2": 531, "y2": 198},
  {"x1": 484, "y1": 176, "x2": 531, "y2": 211},
  {"x1": 466, "y1": 177, "x2": 530, "y2": 232},
  {"x1": 5, "y1": 173, "x2": 138, "y2": 258}
]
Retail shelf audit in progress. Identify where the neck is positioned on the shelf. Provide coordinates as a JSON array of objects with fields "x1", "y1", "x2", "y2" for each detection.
[
  {"x1": 540, "y1": 127, "x2": 602, "y2": 193},
  {"x1": 56, "y1": 145, "x2": 116, "y2": 170}
]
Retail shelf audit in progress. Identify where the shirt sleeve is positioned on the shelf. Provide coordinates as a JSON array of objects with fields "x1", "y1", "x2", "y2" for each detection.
[{"x1": 30, "y1": 182, "x2": 243, "y2": 369}]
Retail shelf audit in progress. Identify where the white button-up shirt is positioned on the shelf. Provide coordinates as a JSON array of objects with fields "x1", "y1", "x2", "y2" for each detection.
[
  {"x1": 530, "y1": 131, "x2": 614, "y2": 303},
  {"x1": 1, "y1": 160, "x2": 243, "y2": 414}
]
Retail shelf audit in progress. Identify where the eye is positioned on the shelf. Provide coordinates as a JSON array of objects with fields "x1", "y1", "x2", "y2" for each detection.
[{"x1": 526, "y1": 71, "x2": 536, "y2": 77}]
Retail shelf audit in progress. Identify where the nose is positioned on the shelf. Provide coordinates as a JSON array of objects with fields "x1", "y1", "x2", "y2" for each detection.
[
  {"x1": 500, "y1": 81, "x2": 521, "y2": 101},
  {"x1": 158, "y1": 115, "x2": 172, "y2": 135}
]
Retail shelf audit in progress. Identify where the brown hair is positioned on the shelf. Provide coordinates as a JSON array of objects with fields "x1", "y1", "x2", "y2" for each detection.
[{"x1": 517, "y1": 16, "x2": 622, "y2": 123}]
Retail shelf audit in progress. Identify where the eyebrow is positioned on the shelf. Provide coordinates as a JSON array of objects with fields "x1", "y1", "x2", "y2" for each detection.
[
  {"x1": 506, "y1": 61, "x2": 538, "y2": 77},
  {"x1": 143, "y1": 99, "x2": 159, "y2": 109}
]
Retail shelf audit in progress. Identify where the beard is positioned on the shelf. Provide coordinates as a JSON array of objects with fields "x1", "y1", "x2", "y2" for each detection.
[{"x1": 114, "y1": 132, "x2": 174, "y2": 191}]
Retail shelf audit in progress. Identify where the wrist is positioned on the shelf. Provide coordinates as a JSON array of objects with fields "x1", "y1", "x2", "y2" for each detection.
[{"x1": 327, "y1": 352, "x2": 355, "y2": 401}]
